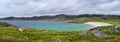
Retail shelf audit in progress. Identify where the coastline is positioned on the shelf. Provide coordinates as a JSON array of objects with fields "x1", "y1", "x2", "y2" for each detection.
[{"x1": 84, "y1": 22, "x2": 113, "y2": 29}]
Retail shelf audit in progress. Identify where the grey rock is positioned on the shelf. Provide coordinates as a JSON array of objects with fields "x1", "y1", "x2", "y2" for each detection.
[
  {"x1": 55, "y1": 38, "x2": 61, "y2": 42},
  {"x1": 79, "y1": 30, "x2": 88, "y2": 36},
  {"x1": 24, "y1": 36, "x2": 29, "y2": 40},
  {"x1": 92, "y1": 30, "x2": 107, "y2": 38}
]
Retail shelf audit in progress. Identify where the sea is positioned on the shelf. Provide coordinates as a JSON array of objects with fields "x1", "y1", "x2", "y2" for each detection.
[{"x1": 0, "y1": 20, "x2": 91, "y2": 31}]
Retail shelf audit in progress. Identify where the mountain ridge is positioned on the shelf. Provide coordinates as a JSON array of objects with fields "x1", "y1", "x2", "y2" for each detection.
[{"x1": 0, "y1": 14, "x2": 120, "y2": 20}]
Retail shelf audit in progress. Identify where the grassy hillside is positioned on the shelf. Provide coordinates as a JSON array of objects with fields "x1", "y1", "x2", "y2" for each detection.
[
  {"x1": 1, "y1": 14, "x2": 120, "y2": 21},
  {"x1": 0, "y1": 15, "x2": 120, "y2": 42},
  {"x1": 0, "y1": 26, "x2": 120, "y2": 42},
  {"x1": 68, "y1": 17, "x2": 120, "y2": 24},
  {"x1": 0, "y1": 22, "x2": 15, "y2": 27}
]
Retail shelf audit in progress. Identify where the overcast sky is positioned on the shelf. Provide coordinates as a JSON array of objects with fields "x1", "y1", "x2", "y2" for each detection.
[{"x1": 0, "y1": 0, "x2": 120, "y2": 17}]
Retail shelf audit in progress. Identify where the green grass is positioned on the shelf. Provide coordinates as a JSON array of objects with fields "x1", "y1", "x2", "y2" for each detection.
[
  {"x1": 0, "y1": 22, "x2": 15, "y2": 27},
  {"x1": 69, "y1": 17, "x2": 120, "y2": 24},
  {"x1": 0, "y1": 17, "x2": 120, "y2": 42},
  {"x1": 0, "y1": 27, "x2": 120, "y2": 42}
]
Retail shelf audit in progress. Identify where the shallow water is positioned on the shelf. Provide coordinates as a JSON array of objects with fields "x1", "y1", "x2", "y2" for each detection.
[{"x1": 0, "y1": 20, "x2": 91, "y2": 31}]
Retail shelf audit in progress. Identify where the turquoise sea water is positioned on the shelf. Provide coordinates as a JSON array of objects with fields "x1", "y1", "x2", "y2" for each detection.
[{"x1": 0, "y1": 20, "x2": 91, "y2": 31}]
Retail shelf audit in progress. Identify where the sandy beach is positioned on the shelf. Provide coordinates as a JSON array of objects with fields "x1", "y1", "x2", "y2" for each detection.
[{"x1": 84, "y1": 22, "x2": 112, "y2": 28}]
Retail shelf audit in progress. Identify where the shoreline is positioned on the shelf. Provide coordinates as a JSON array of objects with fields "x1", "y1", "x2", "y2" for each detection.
[{"x1": 84, "y1": 22, "x2": 113, "y2": 28}]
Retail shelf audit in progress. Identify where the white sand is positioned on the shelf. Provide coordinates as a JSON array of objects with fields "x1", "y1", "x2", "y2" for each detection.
[{"x1": 84, "y1": 22, "x2": 112, "y2": 28}]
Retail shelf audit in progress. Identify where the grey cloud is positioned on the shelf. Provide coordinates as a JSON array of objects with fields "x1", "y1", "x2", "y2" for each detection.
[
  {"x1": 96, "y1": 0, "x2": 120, "y2": 11},
  {"x1": 0, "y1": 0, "x2": 120, "y2": 17}
]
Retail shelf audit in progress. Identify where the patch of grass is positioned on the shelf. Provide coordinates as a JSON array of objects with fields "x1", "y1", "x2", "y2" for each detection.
[
  {"x1": 0, "y1": 22, "x2": 15, "y2": 27},
  {"x1": 0, "y1": 27, "x2": 120, "y2": 42},
  {"x1": 69, "y1": 17, "x2": 120, "y2": 24}
]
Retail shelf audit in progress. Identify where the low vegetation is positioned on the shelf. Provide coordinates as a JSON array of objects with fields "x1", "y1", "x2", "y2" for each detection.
[
  {"x1": 0, "y1": 22, "x2": 15, "y2": 27},
  {"x1": 0, "y1": 14, "x2": 120, "y2": 42},
  {"x1": 68, "y1": 17, "x2": 120, "y2": 24},
  {"x1": 0, "y1": 26, "x2": 120, "y2": 42}
]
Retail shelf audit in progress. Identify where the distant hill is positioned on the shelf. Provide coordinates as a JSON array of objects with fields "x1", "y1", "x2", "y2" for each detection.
[{"x1": 0, "y1": 14, "x2": 120, "y2": 20}]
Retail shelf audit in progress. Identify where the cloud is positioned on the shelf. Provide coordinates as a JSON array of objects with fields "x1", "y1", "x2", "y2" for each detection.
[
  {"x1": 96, "y1": 0, "x2": 120, "y2": 11},
  {"x1": 0, "y1": 0, "x2": 120, "y2": 17}
]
